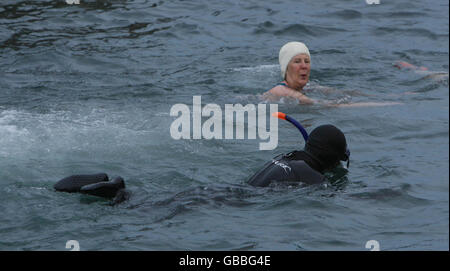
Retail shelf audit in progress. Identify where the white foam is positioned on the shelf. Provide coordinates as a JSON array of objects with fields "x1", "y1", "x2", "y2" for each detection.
[
  {"x1": 0, "y1": 110, "x2": 30, "y2": 137},
  {"x1": 0, "y1": 110, "x2": 32, "y2": 157},
  {"x1": 0, "y1": 106, "x2": 166, "y2": 163}
]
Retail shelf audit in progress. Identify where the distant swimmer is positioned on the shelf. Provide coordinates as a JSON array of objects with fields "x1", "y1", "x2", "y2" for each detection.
[
  {"x1": 394, "y1": 60, "x2": 449, "y2": 82},
  {"x1": 248, "y1": 113, "x2": 349, "y2": 187},
  {"x1": 262, "y1": 41, "x2": 401, "y2": 107}
]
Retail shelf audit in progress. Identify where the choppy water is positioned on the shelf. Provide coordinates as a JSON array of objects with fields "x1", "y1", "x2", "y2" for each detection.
[{"x1": 0, "y1": 0, "x2": 448, "y2": 251}]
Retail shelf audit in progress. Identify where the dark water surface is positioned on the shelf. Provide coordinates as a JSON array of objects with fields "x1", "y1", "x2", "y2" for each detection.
[{"x1": 0, "y1": 0, "x2": 448, "y2": 250}]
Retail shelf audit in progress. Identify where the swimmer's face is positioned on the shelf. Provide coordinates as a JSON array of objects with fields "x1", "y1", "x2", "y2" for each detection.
[{"x1": 285, "y1": 54, "x2": 311, "y2": 90}]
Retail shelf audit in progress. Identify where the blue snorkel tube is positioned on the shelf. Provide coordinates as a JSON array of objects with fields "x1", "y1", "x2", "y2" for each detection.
[{"x1": 272, "y1": 112, "x2": 309, "y2": 142}]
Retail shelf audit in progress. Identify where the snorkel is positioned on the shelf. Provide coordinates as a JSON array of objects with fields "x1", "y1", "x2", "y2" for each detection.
[
  {"x1": 272, "y1": 112, "x2": 309, "y2": 141},
  {"x1": 272, "y1": 112, "x2": 350, "y2": 168}
]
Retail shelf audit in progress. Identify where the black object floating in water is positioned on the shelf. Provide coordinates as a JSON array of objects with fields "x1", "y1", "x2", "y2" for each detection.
[
  {"x1": 54, "y1": 173, "x2": 129, "y2": 204},
  {"x1": 54, "y1": 173, "x2": 109, "y2": 193}
]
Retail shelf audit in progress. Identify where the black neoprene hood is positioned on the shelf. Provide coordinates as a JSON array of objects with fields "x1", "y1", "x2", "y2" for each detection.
[{"x1": 304, "y1": 124, "x2": 349, "y2": 169}]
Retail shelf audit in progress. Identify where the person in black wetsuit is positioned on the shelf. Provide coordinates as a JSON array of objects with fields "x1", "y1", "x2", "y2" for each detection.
[
  {"x1": 54, "y1": 124, "x2": 349, "y2": 203},
  {"x1": 247, "y1": 124, "x2": 350, "y2": 187}
]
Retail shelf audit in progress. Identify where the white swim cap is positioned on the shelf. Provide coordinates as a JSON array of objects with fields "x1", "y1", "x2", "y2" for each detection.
[{"x1": 279, "y1": 42, "x2": 311, "y2": 79}]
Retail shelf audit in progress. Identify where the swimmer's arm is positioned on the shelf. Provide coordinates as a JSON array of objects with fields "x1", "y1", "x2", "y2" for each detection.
[
  {"x1": 323, "y1": 101, "x2": 402, "y2": 107},
  {"x1": 308, "y1": 83, "x2": 373, "y2": 97},
  {"x1": 266, "y1": 85, "x2": 316, "y2": 104},
  {"x1": 394, "y1": 61, "x2": 428, "y2": 71},
  {"x1": 261, "y1": 90, "x2": 281, "y2": 102},
  {"x1": 289, "y1": 90, "x2": 316, "y2": 104},
  {"x1": 395, "y1": 61, "x2": 449, "y2": 79},
  {"x1": 263, "y1": 86, "x2": 400, "y2": 107}
]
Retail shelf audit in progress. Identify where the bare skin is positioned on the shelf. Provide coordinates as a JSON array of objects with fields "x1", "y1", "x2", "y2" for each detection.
[
  {"x1": 394, "y1": 61, "x2": 449, "y2": 81},
  {"x1": 264, "y1": 83, "x2": 316, "y2": 104}
]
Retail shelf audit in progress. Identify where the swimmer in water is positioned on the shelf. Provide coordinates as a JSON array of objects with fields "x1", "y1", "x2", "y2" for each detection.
[
  {"x1": 248, "y1": 114, "x2": 349, "y2": 187},
  {"x1": 394, "y1": 60, "x2": 449, "y2": 82},
  {"x1": 53, "y1": 115, "x2": 349, "y2": 205},
  {"x1": 263, "y1": 41, "x2": 401, "y2": 107},
  {"x1": 264, "y1": 41, "x2": 315, "y2": 104},
  {"x1": 53, "y1": 115, "x2": 348, "y2": 203}
]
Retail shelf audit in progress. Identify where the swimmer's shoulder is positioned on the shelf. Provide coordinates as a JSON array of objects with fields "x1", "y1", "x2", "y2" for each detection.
[{"x1": 268, "y1": 82, "x2": 291, "y2": 96}]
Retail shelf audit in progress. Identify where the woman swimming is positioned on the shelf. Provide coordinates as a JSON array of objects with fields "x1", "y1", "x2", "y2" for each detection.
[{"x1": 263, "y1": 41, "x2": 401, "y2": 107}]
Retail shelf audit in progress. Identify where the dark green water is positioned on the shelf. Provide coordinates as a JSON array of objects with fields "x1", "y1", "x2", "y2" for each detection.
[{"x1": 0, "y1": 0, "x2": 448, "y2": 250}]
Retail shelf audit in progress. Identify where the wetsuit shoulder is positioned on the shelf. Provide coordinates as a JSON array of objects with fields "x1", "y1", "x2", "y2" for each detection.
[
  {"x1": 288, "y1": 160, "x2": 326, "y2": 185},
  {"x1": 247, "y1": 155, "x2": 325, "y2": 187}
]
